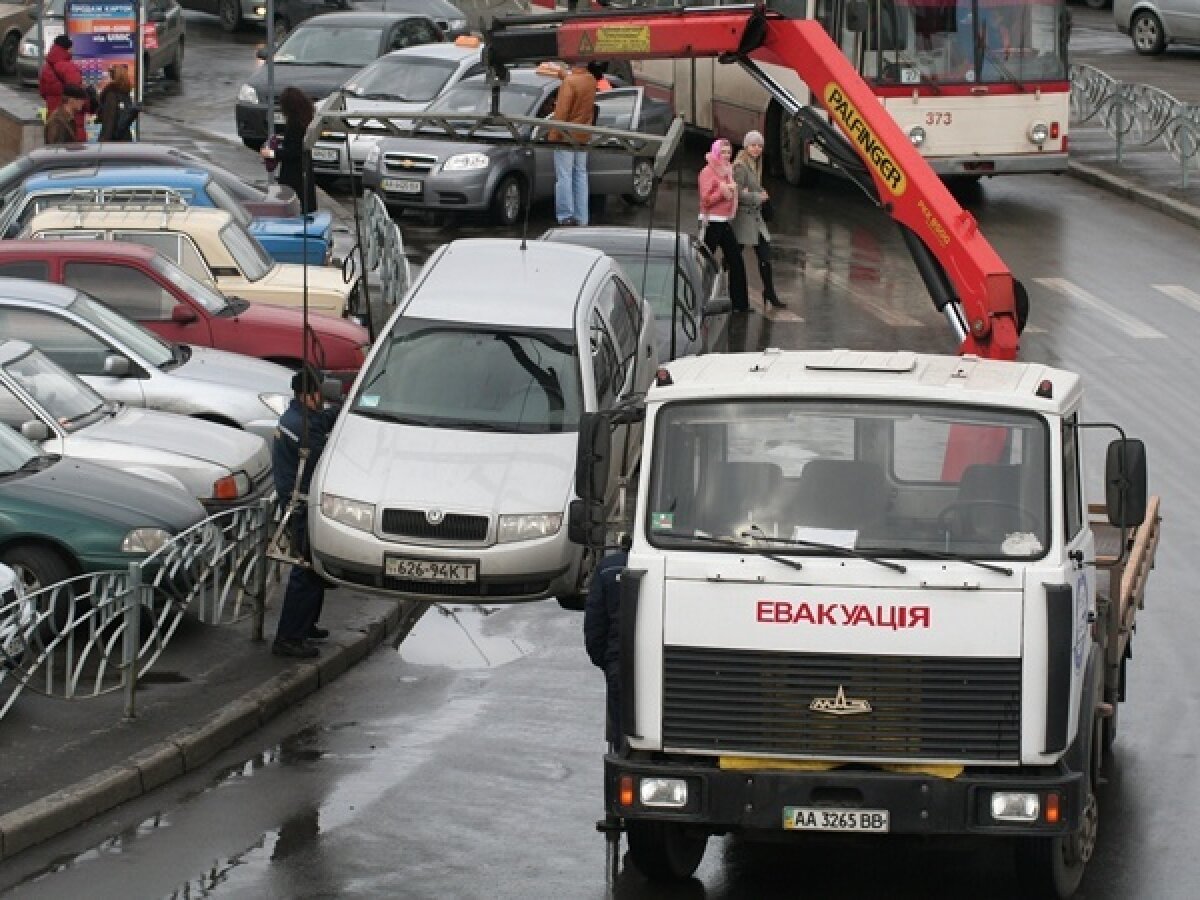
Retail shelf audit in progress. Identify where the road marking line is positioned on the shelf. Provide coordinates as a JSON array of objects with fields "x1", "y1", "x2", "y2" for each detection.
[
  {"x1": 1034, "y1": 278, "x2": 1165, "y2": 339},
  {"x1": 1152, "y1": 284, "x2": 1200, "y2": 316}
]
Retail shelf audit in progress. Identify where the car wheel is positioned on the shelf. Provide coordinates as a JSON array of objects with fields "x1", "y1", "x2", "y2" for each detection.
[
  {"x1": 1131, "y1": 11, "x2": 1166, "y2": 55},
  {"x1": 0, "y1": 32, "x2": 19, "y2": 76},
  {"x1": 2, "y1": 545, "x2": 73, "y2": 595},
  {"x1": 623, "y1": 158, "x2": 656, "y2": 205},
  {"x1": 773, "y1": 102, "x2": 817, "y2": 187},
  {"x1": 626, "y1": 821, "x2": 709, "y2": 882},
  {"x1": 164, "y1": 38, "x2": 183, "y2": 81},
  {"x1": 490, "y1": 174, "x2": 525, "y2": 226},
  {"x1": 219, "y1": 0, "x2": 244, "y2": 33}
]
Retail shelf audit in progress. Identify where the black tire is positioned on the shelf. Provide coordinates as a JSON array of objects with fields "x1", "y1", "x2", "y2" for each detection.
[
  {"x1": 1, "y1": 32, "x2": 19, "y2": 76},
  {"x1": 490, "y1": 174, "x2": 525, "y2": 226},
  {"x1": 1, "y1": 545, "x2": 74, "y2": 595},
  {"x1": 774, "y1": 103, "x2": 816, "y2": 188},
  {"x1": 622, "y1": 158, "x2": 656, "y2": 205},
  {"x1": 1131, "y1": 11, "x2": 1166, "y2": 55},
  {"x1": 219, "y1": 0, "x2": 244, "y2": 33},
  {"x1": 625, "y1": 820, "x2": 708, "y2": 882},
  {"x1": 164, "y1": 39, "x2": 184, "y2": 82}
]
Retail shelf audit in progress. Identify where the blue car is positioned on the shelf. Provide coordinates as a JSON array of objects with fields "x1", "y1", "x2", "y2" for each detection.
[{"x1": 0, "y1": 166, "x2": 333, "y2": 266}]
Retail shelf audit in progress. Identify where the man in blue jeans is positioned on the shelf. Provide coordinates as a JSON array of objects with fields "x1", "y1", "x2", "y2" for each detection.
[{"x1": 547, "y1": 63, "x2": 597, "y2": 225}]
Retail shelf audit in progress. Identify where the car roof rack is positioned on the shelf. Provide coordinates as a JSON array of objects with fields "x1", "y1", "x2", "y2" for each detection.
[{"x1": 54, "y1": 188, "x2": 193, "y2": 229}]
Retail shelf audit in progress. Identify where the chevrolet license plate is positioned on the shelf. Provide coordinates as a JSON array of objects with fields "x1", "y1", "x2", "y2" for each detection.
[
  {"x1": 385, "y1": 556, "x2": 477, "y2": 583},
  {"x1": 783, "y1": 807, "x2": 889, "y2": 832},
  {"x1": 312, "y1": 147, "x2": 340, "y2": 163},
  {"x1": 381, "y1": 177, "x2": 421, "y2": 194}
]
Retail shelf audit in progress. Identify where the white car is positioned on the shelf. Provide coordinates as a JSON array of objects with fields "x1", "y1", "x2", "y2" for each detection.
[
  {"x1": 0, "y1": 341, "x2": 272, "y2": 512},
  {"x1": 0, "y1": 278, "x2": 292, "y2": 441},
  {"x1": 312, "y1": 40, "x2": 485, "y2": 179},
  {"x1": 309, "y1": 238, "x2": 658, "y2": 604}
]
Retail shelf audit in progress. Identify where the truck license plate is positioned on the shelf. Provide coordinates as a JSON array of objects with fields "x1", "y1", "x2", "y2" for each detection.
[
  {"x1": 381, "y1": 178, "x2": 421, "y2": 194},
  {"x1": 783, "y1": 807, "x2": 889, "y2": 833},
  {"x1": 385, "y1": 556, "x2": 477, "y2": 583},
  {"x1": 312, "y1": 147, "x2": 340, "y2": 163}
]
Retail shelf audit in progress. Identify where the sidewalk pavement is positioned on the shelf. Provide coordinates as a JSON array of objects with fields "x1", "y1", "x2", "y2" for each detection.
[{"x1": 3, "y1": 54, "x2": 1200, "y2": 863}]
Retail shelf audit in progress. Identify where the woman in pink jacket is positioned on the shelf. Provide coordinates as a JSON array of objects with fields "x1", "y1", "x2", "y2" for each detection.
[{"x1": 698, "y1": 139, "x2": 749, "y2": 313}]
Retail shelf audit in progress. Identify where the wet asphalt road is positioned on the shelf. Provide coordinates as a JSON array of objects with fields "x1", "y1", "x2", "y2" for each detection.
[{"x1": 1, "y1": 7, "x2": 1198, "y2": 899}]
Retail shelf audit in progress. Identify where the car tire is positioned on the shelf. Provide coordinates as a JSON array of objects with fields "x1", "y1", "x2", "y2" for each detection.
[
  {"x1": 623, "y1": 158, "x2": 656, "y2": 205},
  {"x1": 1131, "y1": 11, "x2": 1166, "y2": 55},
  {"x1": 771, "y1": 101, "x2": 817, "y2": 187},
  {"x1": 490, "y1": 173, "x2": 526, "y2": 226},
  {"x1": 626, "y1": 821, "x2": 709, "y2": 882},
  {"x1": 164, "y1": 38, "x2": 184, "y2": 81},
  {"x1": 219, "y1": 0, "x2": 244, "y2": 33},
  {"x1": 1, "y1": 32, "x2": 19, "y2": 76},
  {"x1": 0, "y1": 545, "x2": 82, "y2": 640}
]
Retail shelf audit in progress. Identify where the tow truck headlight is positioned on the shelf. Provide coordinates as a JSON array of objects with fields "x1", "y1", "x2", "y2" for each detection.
[
  {"x1": 213, "y1": 472, "x2": 252, "y2": 501},
  {"x1": 1028, "y1": 122, "x2": 1049, "y2": 146},
  {"x1": 320, "y1": 493, "x2": 375, "y2": 532},
  {"x1": 442, "y1": 152, "x2": 490, "y2": 172},
  {"x1": 121, "y1": 527, "x2": 173, "y2": 554},
  {"x1": 639, "y1": 778, "x2": 689, "y2": 808},
  {"x1": 497, "y1": 513, "x2": 562, "y2": 543},
  {"x1": 989, "y1": 791, "x2": 1040, "y2": 823},
  {"x1": 238, "y1": 84, "x2": 259, "y2": 105},
  {"x1": 908, "y1": 126, "x2": 926, "y2": 148},
  {"x1": 260, "y1": 392, "x2": 289, "y2": 416}
]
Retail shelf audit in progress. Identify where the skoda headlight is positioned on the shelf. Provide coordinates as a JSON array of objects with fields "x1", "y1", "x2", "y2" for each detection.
[
  {"x1": 320, "y1": 493, "x2": 375, "y2": 532},
  {"x1": 260, "y1": 392, "x2": 289, "y2": 416},
  {"x1": 20, "y1": 40, "x2": 38, "y2": 58},
  {"x1": 122, "y1": 527, "x2": 173, "y2": 554},
  {"x1": 365, "y1": 144, "x2": 382, "y2": 169},
  {"x1": 908, "y1": 125, "x2": 926, "y2": 148},
  {"x1": 498, "y1": 513, "x2": 562, "y2": 543},
  {"x1": 238, "y1": 84, "x2": 259, "y2": 105},
  {"x1": 442, "y1": 152, "x2": 490, "y2": 172},
  {"x1": 1028, "y1": 122, "x2": 1049, "y2": 146}
]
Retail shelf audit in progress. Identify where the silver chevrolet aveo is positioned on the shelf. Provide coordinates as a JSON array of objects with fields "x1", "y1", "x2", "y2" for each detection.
[{"x1": 1115, "y1": 0, "x2": 1200, "y2": 54}]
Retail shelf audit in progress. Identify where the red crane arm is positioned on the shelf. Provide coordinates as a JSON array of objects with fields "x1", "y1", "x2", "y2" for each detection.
[{"x1": 488, "y1": 8, "x2": 1020, "y2": 360}]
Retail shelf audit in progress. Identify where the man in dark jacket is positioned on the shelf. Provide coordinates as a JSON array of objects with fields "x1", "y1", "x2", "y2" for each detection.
[
  {"x1": 584, "y1": 546, "x2": 629, "y2": 747},
  {"x1": 272, "y1": 365, "x2": 341, "y2": 658},
  {"x1": 39, "y1": 35, "x2": 91, "y2": 143}
]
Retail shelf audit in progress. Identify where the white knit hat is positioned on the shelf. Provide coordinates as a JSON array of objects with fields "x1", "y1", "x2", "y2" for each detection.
[{"x1": 743, "y1": 130, "x2": 765, "y2": 147}]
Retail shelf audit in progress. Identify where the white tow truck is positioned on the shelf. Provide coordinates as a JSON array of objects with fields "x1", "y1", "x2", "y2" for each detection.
[{"x1": 571, "y1": 349, "x2": 1160, "y2": 899}]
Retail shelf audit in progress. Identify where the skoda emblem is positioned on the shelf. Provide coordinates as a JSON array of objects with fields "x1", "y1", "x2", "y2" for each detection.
[{"x1": 426, "y1": 508, "x2": 445, "y2": 525}]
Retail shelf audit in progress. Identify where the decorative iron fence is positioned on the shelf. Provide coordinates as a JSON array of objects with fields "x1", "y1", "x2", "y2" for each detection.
[
  {"x1": 0, "y1": 498, "x2": 275, "y2": 722},
  {"x1": 1071, "y1": 63, "x2": 1200, "y2": 188}
]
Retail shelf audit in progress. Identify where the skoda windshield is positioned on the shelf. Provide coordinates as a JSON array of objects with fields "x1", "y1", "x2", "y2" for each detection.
[
  {"x1": 352, "y1": 318, "x2": 581, "y2": 433},
  {"x1": 646, "y1": 399, "x2": 1050, "y2": 560}
]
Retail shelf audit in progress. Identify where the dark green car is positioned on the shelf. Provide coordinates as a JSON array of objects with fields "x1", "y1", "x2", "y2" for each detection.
[{"x1": 0, "y1": 424, "x2": 207, "y2": 593}]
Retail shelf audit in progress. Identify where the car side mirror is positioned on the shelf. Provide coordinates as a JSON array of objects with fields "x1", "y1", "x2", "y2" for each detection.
[
  {"x1": 1106, "y1": 438, "x2": 1147, "y2": 528},
  {"x1": 171, "y1": 303, "x2": 199, "y2": 325},
  {"x1": 103, "y1": 353, "x2": 131, "y2": 377},
  {"x1": 20, "y1": 420, "x2": 51, "y2": 442}
]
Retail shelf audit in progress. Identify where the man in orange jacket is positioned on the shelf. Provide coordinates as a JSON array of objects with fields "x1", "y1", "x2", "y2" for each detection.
[{"x1": 547, "y1": 63, "x2": 597, "y2": 226}]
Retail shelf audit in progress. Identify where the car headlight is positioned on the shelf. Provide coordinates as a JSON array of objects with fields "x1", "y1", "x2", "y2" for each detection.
[
  {"x1": 213, "y1": 472, "x2": 252, "y2": 501},
  {"x1": 1028, "y1": 122, "x2": 1049, "y2": 145},
  {"x1": 365, "y1": 144, "x2": 382, "y2": 169},
  {"x1": 497, "y1": 513, "x2": 562, "y2": 543},
  {"x1": 121, "y1": 527, "x2": 173, "y2": 554},
  {"x1": 238, "y1": 84, "x2": 259, "y2": 105},
  {"x1": 260, "y1": 392, "x2": 289, "y2": 416},
  {"x1": 20, "y1": 41, "x2": 38, "y2": 58},
  {"x1": 320, "y1": 493, "x2": 375, "y2": 532},
  {"x1": 442, "y1": 152, "x2": 490, "y2": 172}
]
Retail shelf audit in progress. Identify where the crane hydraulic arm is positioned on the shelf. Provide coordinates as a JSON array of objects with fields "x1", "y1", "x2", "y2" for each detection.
[{"x1": 485, "y1": 5, "x2": 1023, "y2": 360}]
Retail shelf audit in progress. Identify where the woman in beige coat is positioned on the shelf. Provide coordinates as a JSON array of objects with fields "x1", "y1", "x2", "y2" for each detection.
[{"x1": 732, "y1": 130, "x2": 784, "y2": 308}]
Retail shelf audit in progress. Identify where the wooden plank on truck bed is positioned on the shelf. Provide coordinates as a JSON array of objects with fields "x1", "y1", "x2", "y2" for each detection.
[{"x1": 1089, "y1": 496, "x2": 1161, "y2": 653}]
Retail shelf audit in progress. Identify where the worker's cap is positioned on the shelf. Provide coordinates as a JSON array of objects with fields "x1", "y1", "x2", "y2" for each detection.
[
  {"x1": 291, "y1": 364, "x2": 324, "y2": 395},
  {"x1": 53, "y1": 34, "x2": 72, "y2": 49}
]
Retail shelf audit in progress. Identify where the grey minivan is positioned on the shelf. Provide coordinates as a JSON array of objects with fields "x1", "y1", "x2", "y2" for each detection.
[{"x1": 1116, "y1": 0, "x2": 1200, "y2": 54}]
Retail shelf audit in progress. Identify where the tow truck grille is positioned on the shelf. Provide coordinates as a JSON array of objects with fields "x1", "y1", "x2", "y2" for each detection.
[{"x1": 662, "y1": 648, "x2": 1021, "y2": 761}]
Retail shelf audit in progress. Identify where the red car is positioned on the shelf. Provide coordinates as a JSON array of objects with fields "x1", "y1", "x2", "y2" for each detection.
[{"x1": 0, "y1": 242, "x2": 370, "y2": 385}]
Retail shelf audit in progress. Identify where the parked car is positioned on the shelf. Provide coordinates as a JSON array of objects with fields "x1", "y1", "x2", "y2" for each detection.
[
  {"x1": 22, "y1": 205, "x2": 357, "y2": 319},
  {"x1": 360, "y1": 70, "x2": 670, "y2": 224},
  {"x1": 0, "y1": 167, "x2": 334, "y2": 267},
  {"x1": 0, "y1": 423, "x2": 206, "y2": 593},
  {"x1": 540, "y1": 226, "x2": 731, "y2": 359},
  {"x1": 0, "y1": 144, "x2": 300, "y2": 218},
  {"x1": 177, "y1": 0, "x2": 265, "y2": 33},
  {"x1": 312, "y1": 38, "x2": 485, "y2": 179},
  {"x1": 0, "y1": 242, "x2": 371, "y2": 386},
  {"x1": 1115, "y1": 0, "x2": 1200, "y2": 54},
  {"x1": 0, "y1": 0, "x2": 33, "y2": 75},
  {"x1": 236, "y1": 11, "x2": 444, "y2": 150},
  {"x1": 17, "y1": 0, "x2": 185, "y2": 86},
  {"x1": 309, "y1": 238, "x2": 658, "y2": 604},
  {"x1": 0, "y1": 341, "x2": 273, "y2": 512},
  {"x1": 276, "y1": 0, "x2": 471, "y2": 37},
  {"x1": 0, "y1": 278, "x2": 294, "y2": 441}
]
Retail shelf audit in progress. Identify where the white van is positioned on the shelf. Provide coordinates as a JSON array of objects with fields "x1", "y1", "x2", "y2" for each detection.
[
  {"x1": 1116, "y1": 0, "x2": 1200, "y2": 54},
  {"x1": 309, "y1": 238, "x2": 658, "y2": 604}
]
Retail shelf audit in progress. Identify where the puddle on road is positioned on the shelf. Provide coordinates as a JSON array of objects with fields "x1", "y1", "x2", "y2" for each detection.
[{"x1": 397, "y1": 604, "x2": 533, "y2": 670}]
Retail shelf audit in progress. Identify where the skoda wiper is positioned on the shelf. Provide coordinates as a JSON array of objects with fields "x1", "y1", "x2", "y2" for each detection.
[
  {"x1": 742, "y1": 525, "x2": 907, "y2": 573},
  {"x1": 656, "y1": 529, "x2": 804, "y2": 574},
  {"x1": 862, "y1": 545, "x2": 1014, "y2": 576}
]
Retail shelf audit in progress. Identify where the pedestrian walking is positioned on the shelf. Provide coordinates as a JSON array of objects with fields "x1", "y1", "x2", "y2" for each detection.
[
  {"x1": 732, "y1": 130, "x2": 784, "y2": 308},
  {"x1": 547, "y1": 63, "x2": 597, "y2": 226},
  {"x1": 96, "y1": 65, "x2": 138, "y2": 142},
  {"x1": 584, "y1": 546, "x2": 630, "y2": 748},
  {"x1": 38, "y1": 35, "x2": 91, "y2": 143},
  {"x1": 698, "y1": 138, "x2": 749, "y2": 313},
  {"x1": 261, "y1": 86, "x2": 318, "y2": 214},
  {"x1": 272, "y1": 366, "x2": 340, "y2": 659},
  {"x1": 44, "y1": 85, "x2": 88, "y2": 145}
]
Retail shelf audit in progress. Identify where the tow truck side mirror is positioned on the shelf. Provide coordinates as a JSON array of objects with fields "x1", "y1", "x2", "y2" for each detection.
[
  {"x1": 1106, "y1": 438, "x2": 1147, "y2": 528},
  {"x1": 570, "y1": 411, "x2": 612, "y2": 546},
  {"x1": 845, "y1": 0, "x2": 868, "y2": 33}
]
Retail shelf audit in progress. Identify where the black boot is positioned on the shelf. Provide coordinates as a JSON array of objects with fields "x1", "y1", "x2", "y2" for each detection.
[{"x1": 758, "y1": 247, "x2": 785, "y2": 307}]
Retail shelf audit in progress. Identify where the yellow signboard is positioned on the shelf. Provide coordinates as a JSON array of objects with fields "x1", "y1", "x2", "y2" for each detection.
[
  {"x1": 823, "y1": 83, "x2": 907, "y2": 197},
  {"x1": 592, "y1": 25, "x2": 652, "y2": 55}
]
